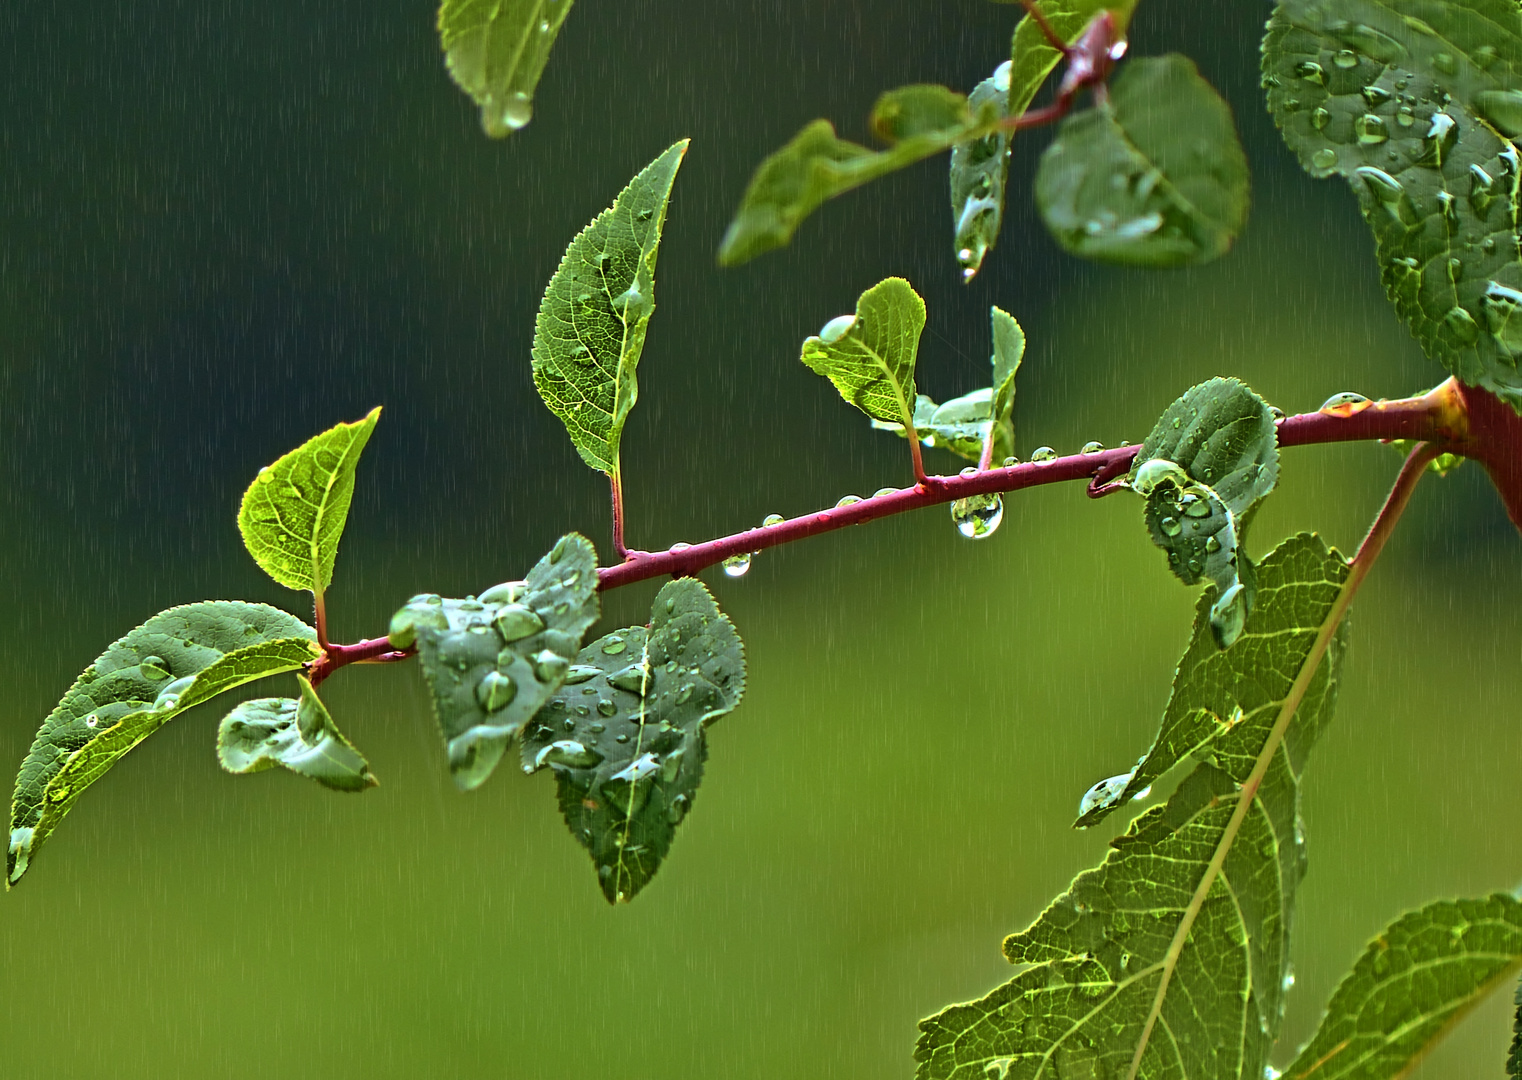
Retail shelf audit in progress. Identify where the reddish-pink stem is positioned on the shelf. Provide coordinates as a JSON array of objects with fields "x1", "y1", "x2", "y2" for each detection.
[{"x1": 308, "y1": 383, "x2": 1476, "y2": 687}]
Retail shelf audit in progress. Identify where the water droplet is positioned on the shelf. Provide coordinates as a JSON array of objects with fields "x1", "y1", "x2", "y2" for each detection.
[
  {"x1": 476, "y1": 671, "x2": 518, "y2": 713},
  {"x1": 1310, "y1": 106, "x2": 1330, "y2": 130},
  {"x1": 140, "y1": 655, "x2": 170, "y2": 680},
  {"x1": 950, "y1": 494, "x2": 1003, "y2": 539},
  {"x1": 1437, "y1": 190, "x2": 1458, "y2": 227},
  {"x1": 1001, "y1": 456, "x2": 1018, "y2": 467},
  {"x1": 564, "y1": 665, "x2": 599, "y2": 685},
  {"x1": 1030, "y1": 446, "x2": 1057, "y2": 463},
  {"x1": 538, "y1": 18, "x2": 550, "y2": 32},
  {"x1": 1311, "y1": 147, "x2": 1338, "y2": 170},
  {"x1": 762, "y1": 513, "x2": 785, "y2": 527},
  {"x1": 1361, "y1": 85, "x2": 1392, "y2": 107},
  {"x1": 1356, "y1": 166, "x2": 1413, "y2": 222},
  {"x1": 667, "y1": 793, "x2": 690, "y2": 823},
  {"x1": 959, "y1": 466, "x2": 979, "y2": 478},
  {"x1": 531, "y1": 649, "x2": 569, "y2": 684},
  {"x1": 1205, "y1": 536, "x2": 1222, "y2": 554},
  {"x1": 1355, "y1": 113, "x2": 1389, "y2": 144},
  {"x1": 1320, "y1": 391, "x2": 1370, "y2": 411},
  {"x1": 1131, "y1": 458, "x2": 1188, "y2": 495},
  {"x1": 601, "y1": 636, "x2": 627, "y2": 655},
  {"x1": 534, "y1": 740, "x2": 603, "y2": 769},
  {"x1": 1131, "y1": 784, "x2": 1152, "y2": 801},
  {"x1": 155, "y1": 676, "x2": 195, "y2": 711},
  {"x1": 722, "y1": 552, "x2": 752, "y2": 578},
  {"x1": 84, "y1": 713, "x2": 99, "y2": 729},
  {"x1": 1482, "y1": 281, "x2": 1522, "y2": 356},
  {"x1": 478, "y1": 580, "x2": 526, "y2": 606},
  {"x1": 496, "y1": 91, "x2": 532, "y2": 132},
  {"x1": 1293, "y1": 60, "x2": 1324, "y2": 85},
  {"x1": 1160, "y1": 516, "x2": 1183, "y2": 537},
  {"x1": 1332, "y1": 48, "x2": 1359, "y2": 69},
  {"x1": 1079, "y1": 772, "x2": 1135, "y2": 817},
  {"x1": 256, "y1": 466, "x2": 272, "y2": 482},
  {"x1": 494, "y1": 604, "x2": 545, "y2": 642},
  {"x1": 872, "y1": 487, "x2": 897, "y2": 498},
  {"x1": 835, "y1": 494, "x2": 862, "y2": 508},
  {"x1": 1418, "y1": 113, "x2": 1457, "y2": 168},
  {"x1": 607, "y1": 664, "x2": 647, "y2": 693},
  {"x1": 818, "y1": 315, "x2": 856, "y2": 343},
  {"x1": 1181, "y1": 493, "x2": 1212, "y2": 518},
  {"x1": 1396, "y1": 105, "x2": 1415, "y2": 127},
  {"x1": 1445, "y1": 305, "x2": 1480, "y2": 344},
  {"x1": 611, "y1": 284, "x2": 646, "y2": 316},
  {"x1": 1282, "y1": 967, "x2": 1296, "y2": 991},
  {"x1": 596, "y1": 699, "x2": 617, "y2": 718}
]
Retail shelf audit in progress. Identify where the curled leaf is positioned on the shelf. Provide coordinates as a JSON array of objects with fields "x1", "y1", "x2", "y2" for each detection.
[{"x1": 218, "y1": 675, "x2": 376, "y2": 792}]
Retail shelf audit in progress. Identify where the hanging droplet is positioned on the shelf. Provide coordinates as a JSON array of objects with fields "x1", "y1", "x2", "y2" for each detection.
[
  {"x1": 1078, "y1": 771, "x2": 1135, "y2": 818},
  {"x1": 762, "y1": 513, "x2": 785, "y2": 527},
  {"x1": 1029, "y1": 446, "x2": 1057, "y2": 463},
  {"x1": 818, "y1": 315, "x2": 856, "y2": 343},
  {"x1": 1311, "y1": 147, "x2": 1338, "y2": 170},
  {"x1": 722, "y1": 552, "x2": 752, "y2": 578},
  {"x1": 1080, "y1": 440, "x2": 1104, "y2": 454},
  {"x1": 950, "y1": 493, "x2": 1003, "y2": 539},
  {"x1": 496, "y1": 91, "x2": 533, "y2": 133}
]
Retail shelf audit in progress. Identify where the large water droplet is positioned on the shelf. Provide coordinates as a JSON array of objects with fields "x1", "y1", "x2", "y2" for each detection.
[
  {"x1": 950, "y1": 493, "x2": 1003, "y2": 539},
  {"x1": 1482, "y1": 281, "x2": 1522, "y2": 356},
  {"x1": 1311, "y1": 147, "x2": 1338, "y2": 170},
  {"x1": 1293, "y1": 61, "x2": 1325, "y2": 85},
  {"x1": 478, "y1": 580, "x2": 526, "y2": 606},
  {"x1": 1445, "y1": 305, "x2": 1480, "y2": 344},
  {"x1": 602, "y1": 637, "x2": 627, "y2": 655},
  {"x1": 564, "y1": 664, "x2": 600, "y2": 685},
  {"x1": 531, "y1": 649, "x2": 570, "y2": 684},
  {"x1": 496, "y1": 91, "x2": 532, "y2": 133},
  {"x1": 1470, "y1": 164, "x2": 1498, "y2": 217},
  {"x1": 476, "y1": 671, "x2": 517, "y2": 713},
  {"x1": 534, "y1": 740, "x2": 604, "y2": 769},
  {"x1": 762, "y1": 513, "x2": 785, "y2": 527},
  {"x1": 1417, "y1": 113, "x2": 1457, "y2": 168},
  {"x1": 1361, "y1": 85, "x2": 1391, "y2": 107},
  {"x1": 1080, "y1": 440, "x2": 1104, "y2": 454},
  {"x1": 1320, "y1": 391, "x2": 1370, "y2": 411},
  {"x1": 1078, "y1": 771, "x2": 1135, "y2": 818},
  {"x1": 1159, "y1": 515, "x2": 1183, "y2": 537},
  {"x1": 835, "y1": 494, "x2": 862, "y2": 508},
  {"x1": 722, "y1": 552, "x2": 752, "y2": 578},
  {"x1": 1332, "y1": 48, "x2": 1359, "y2": 69},
  {"x1": 1396, "y1": 105, "x2": 1415, "y2": 127},
  {"x1": 494, "y1": 604, "x2": 545, "y2": 642},
  {"x1": 607, "y1": 664, "x2": 647, "y2": 694},
  {"x1": 1030, "y1": 446, "x2": 1057, "y2": 463},
  {"x1": 1310, "y1": 107, "x2": 1330, "y2": 130},
  {"x1": 992, "y1": 60, "x2": 1012, "y2": 93},
  {"x1": 1355, "y1": 113, "x2": 1389, "y2": 144},
  {"x1": 818, "y1": 315, "x2": 856, "y2": 343},
  {"x1": 140, "y1": 655, "x2": 171, "y2": 681}
]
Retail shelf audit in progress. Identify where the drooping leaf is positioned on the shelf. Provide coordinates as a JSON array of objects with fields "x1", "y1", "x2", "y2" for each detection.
[
  {"x1": 1129, "y1": 377, "x2": 1280, "y2": 646},
  {"x1": 391, "y1": 533, "x2": 599, "y2": 790},
  {"x1": 7, "y1": 602, "x2": 318, "y2": 886},
  {"x1": 1077, "y1": 535, "x2": 1347, "y2": 828},
  {"x1": 949, "y1": 64, "x2": 1015, "y2": 281},
  {"x1": 217, "y1": 675, "x2": 376, "y2": 792},
  {"x1": 917, "y1": 534, "x2": 1350, "y2": 1080},
  {"x1": 437, "y1": 0, "x2": 576, "y2": 138},
  {"x1": 801, "y1": 277, "x2": 925, "y2": 430},
  {"x1": 522, "y1": 577, "x2": 745, "y2": 904},
  {"x1": 1285, "y1": 895, "x2": 1522, "y2": 1080},
  {"x1": 873, "y1": 305, "x2": 1024, "y2": 464},
  {"x1": 1035, "y1": 55, "x2": 1251, "y2": 267},
  {"x1": 532, "y1": 140, "x2": 687, "y2": 477},
  {"x1": 237, "y1": 408, "x2": 381, "y2": 596},
  {"x1": 1263, "y1": 0, "x2": 1522, "y2": 410}
]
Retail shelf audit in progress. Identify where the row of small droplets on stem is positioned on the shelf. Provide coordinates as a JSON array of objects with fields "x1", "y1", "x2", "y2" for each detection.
[{"x1": 698, "y1": 389, "x2": 1382, "y2": 577}]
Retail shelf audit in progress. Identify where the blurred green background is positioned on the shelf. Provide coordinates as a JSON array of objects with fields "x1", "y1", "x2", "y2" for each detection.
[{"x1": 1, "y1": 0, "x2": 1518, "y2": 1076}]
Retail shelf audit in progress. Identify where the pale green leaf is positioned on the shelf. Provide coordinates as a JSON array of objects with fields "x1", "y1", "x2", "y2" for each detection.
[
  {"x1": 873, "y1": 305, "x2": 1024, "y2": 465},
  {"x1": 950, "y1": 64, "x2": 1015, "y2": 280},
  {"x1": 801, "y1": 277, "x2": 925, "y2": 429},
  {"x1": 522, "y1": 577, "x2": 745, "y2": 904},
  {"x1": 998, "y1": 0, "x2": 1142, "y2": 126},
  {"x1": 1036, "y1": 55, "x2": 1250, "y2": 267},
  {"x1": 532, "y1": 140, "x2": 687, "y2": 477},
  {"x1": 1286, "y1": 895, "x2": 1522, "y2": 1080},
  {"x1": 437, "y1": 0, "x2": 575, "y2": 138},
  {"x1": 917, "y1": 535, "x2": 1349, "y2": 1080},
  {"x1": 1263, "y1": 0, "x2": 1522, "y2": 409},
  {"x1": 7, "y1": 603, "x2": 318, "y2": 886},
  {"x1": 871, "y1": 84, "x2": 973, "y2": 143},
  {"x1": 392, "y1": 533, "x2": 599, "y2": 790},
  {"x1": 237, "y1": 408, "x2": 381, "y2": 596},
  {"x1": 1129, "y1": 378, "x2": 1280, "y2": 647},
  {"x1": 217, "y1": 675, "x2": 376, "y2": 792}
]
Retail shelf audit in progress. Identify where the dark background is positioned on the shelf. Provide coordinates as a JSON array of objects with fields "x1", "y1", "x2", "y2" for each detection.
[{"x1": 1, "y1": 1, "x2": 1517, "y2": 1076}]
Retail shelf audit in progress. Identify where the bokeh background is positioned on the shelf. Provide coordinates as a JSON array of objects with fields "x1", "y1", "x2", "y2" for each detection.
[{"x1": 1, "y1": 0, "x2": 1518, "y2": 1076}]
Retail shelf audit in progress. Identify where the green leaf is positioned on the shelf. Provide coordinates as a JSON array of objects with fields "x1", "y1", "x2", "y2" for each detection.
[
  {"x1": 437, "y1": 0, "x2": 576, "y2": 138},
  {"x1": 1129, "y1": 377, "x2": 1280, "y2": 647},
  {"x1": 917, "y1": 534, "x2": 1350, "y2": 1080},
  {"x1": 1035, "y1": 55, "x2": 1251, "y2": 267},
  {"x1": 531, "y1": 140, "x2": 688, "y2": 477},
  {"x1": 217, "y1": 675, "x2": 376, "y2": 792},
  {"x1": 949, "y1": 64, "x2": 1015, "y2": 280},
  {"x1": 522, "y1": 577, "x2": 745, "y2": 904},
  {"x1": 871, "y1": 84, "x2": 973, "y2": 143},
  {"x1": 1263, "y1": 0, "x2": 1522, "y2": 409},
  {"x1": 237, "y1": 408, "x2": 381, "y2": 597},
  {"x1": 392, "y1": 533, "x2": 599, "y2": 791},
  {"x1": 1000, "y1": 0, "x2": 1142, "y2": 127},
  {"x1": 1510, "y1": 971, "x2": 1522, "y2": 1079},
  {"x1": 7, "y1": 602, "x2": 318, "y2": 886},
  {"x1": 873, "y1": 305, "x2": 1024, "y2": 465},
  {"x1": 1285, "y1": 894, "x2": 1522, "y2": 1080},
  {"x1": 801, "y1": 277, "x2": 925, "y2": 430}
]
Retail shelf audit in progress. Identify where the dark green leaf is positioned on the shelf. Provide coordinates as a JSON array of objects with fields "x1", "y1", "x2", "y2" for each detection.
[
  {"x1": 917, "y1": 535, "x2": 1349, "y2": 1080},
  {"x1": 522, "y1": 577, "x2": 745, "y2": 904},
  {"x1": 392, "y1": 533, "x2": 599, "y2": 791},
  {"x1": 871, "y1": 84, "x2": 972, "y2": 143},
  {"x1": 1510, "y1": 971, "x2": 1522, "y2": 1079},
  {"x1": 1036, "y1": 55, "x2": 1250, "y2": 267},
  {"x1": 1263, "y1": 0, "x2": 1522, "y2": 409},
  {"x1": 949, "y1": 64, "x2": 1015, "y2": 281},
  {"x1": 437, "y1": 0, "x2": 575, "y2": 137},
  {"x1": 801, "y1": 277, "x2": 925, "y2": 429},
  {"x1": 532, "y1": 140, "x2": 687, "y2": 477},
  {"x1": 873, "y1": 305, "x2": 1024, "y2": 465},
  {"x1": 1286, "y1": 895, "x2": 1522, "y2": 1080},
  {"x1": 8, "y1": 603, "x2": 318, "y2": 886},
  {"x1": 237, "y1": 408, "x2": 381, "y2": 596},
  {"x1": 1130, "y1": 378, "x2": 1280, "y2": 646},
  {"x1": 217, "y1": 675, "x2": 376, "y2": 792}
]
